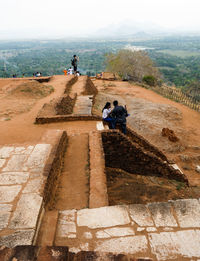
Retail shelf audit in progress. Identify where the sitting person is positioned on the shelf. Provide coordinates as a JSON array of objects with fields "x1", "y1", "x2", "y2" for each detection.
[
  {"x1": 102, "y1": 102, "x2": 115, "y2": 129},
  {"x1": 111, "y1": 100, "x2": 128, "y2": 134}
]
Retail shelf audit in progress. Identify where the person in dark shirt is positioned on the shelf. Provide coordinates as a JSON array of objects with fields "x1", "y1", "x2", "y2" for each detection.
[
  {"x1": 111, "y1": 100, "x2": 128, "y2": 134},
  {"x1": 71, "y1": 55, "x2": 79, "y2": 75}
]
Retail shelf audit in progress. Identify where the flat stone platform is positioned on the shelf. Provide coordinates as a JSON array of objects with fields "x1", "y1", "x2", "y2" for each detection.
[
  {"x1": 55, "y1": 201, "x2": 200, "y2": 260},
  {"x1": 0, "y1": 129, "x2": 67, "y2": 248}
]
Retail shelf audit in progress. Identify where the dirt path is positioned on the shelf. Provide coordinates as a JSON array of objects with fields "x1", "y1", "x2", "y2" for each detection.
[
  {"x1": 55, "y1": 134, "x2": 90, "y2": 210},
  {"x1": 0, "y1": 76, "x2": 96, "y2": 145}
]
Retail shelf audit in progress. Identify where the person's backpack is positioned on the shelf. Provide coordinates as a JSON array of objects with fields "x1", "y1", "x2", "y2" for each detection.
[{"x1": 71, "y1": 59, "x2": 75, "y2": 66}]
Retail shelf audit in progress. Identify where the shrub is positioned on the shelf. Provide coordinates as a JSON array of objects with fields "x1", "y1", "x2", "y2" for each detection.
[
  {"x1": 105, "y1": 49, "x2": 161, "y2": 83},
  {"x1": 142, "y1": 75, "x2": 157, "y2": 86}
]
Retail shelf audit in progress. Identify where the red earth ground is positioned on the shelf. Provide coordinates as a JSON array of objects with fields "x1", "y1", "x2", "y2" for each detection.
[{"x1": 0, "y1": 75, "x2": 200, "y2": 193}]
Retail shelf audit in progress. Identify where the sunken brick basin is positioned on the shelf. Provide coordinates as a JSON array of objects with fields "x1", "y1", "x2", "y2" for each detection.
[
  {"x1": 34, "y1": 77, "x2": 52, "y2": 83},
  {"x1": 35, "y1": 115, "x2": 102, "y2": 124},
  {"x1": 101, "y1": 130, "x2": 188, "y2": 184},
  {"x1": 126, "y1": 126, "x2": 168, "y2": 162},
  {"x1": 55, "y1": 94, "x2": 77, "y2": 115}
]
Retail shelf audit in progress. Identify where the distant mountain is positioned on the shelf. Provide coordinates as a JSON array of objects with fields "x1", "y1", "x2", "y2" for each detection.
[{"x1": 92, "y1": 21, "x2": 165, "y2": 38}]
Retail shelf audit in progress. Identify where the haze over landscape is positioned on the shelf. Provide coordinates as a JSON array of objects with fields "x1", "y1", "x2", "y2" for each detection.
[{"x1": 1, "y1": 0, "x2": 200, "y2": 39}]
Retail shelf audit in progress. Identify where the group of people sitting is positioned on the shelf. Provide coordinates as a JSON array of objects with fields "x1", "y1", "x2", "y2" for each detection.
[{"x1": 102, "y1": 100, "x2": 129, "y2": 134}]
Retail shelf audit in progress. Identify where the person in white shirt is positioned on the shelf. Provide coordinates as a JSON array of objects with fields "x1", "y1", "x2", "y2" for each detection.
[
  {"x1": 102, "y1": 102, "x2": 115, "y2": 129},
  {"x1": 68, "y1": 67, "x2": 73, "y2": 75}
]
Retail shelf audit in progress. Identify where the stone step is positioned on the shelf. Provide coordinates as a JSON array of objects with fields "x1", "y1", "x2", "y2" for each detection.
[
  {"x1": 37, "y1": 210, "x2": 58, "y2": 246},
  {"x1": 89, "y1": 131, "x2": 108, "y2": 208},
  {"x1": 73, "y1": 95, "x2": 93, "y2": 115}
]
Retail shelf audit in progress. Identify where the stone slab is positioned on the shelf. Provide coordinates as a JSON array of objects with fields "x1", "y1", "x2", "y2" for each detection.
[
  {"x1": 83, "y1": 232, "x2": 93, "y2": 239},
  {"x1": 56, "y1": 222, "x2": 76, "y2": 238},
  {"x1": 0, "y1": 203, "x2": 12, "y2": 229},
  {"x1": 96, "y1": 122, "x2": 105, "y2": 131},
  {"x1": 0, "y1": 203, "x2": 12, "y2": 212},
  {"x1": 0, "y1": 159, "x2": 6, "y2": 168},
  {"x1": 24, "y1": 144, "x2": 51, "y2": 171},
  {"x1": 10, "y1": 193, "x2": 43, "y2": 229},
  {"x1": 0, "y1": 212, "x2": 11, "y2": 229},
  {"x1": 95, "y1": 236, "x2": 148, "y2": 254},
  {"x1": 96, "y1": 227, "x2": 135, "y2": 238},
  {"x1": 23, "y1": 178, "x2": 43, "y2": 193},
  {"x1": 129, "y1": 204, "x2": 154, "y2": 226},
  {"x1": 14, "y1": 146, "x2": 33, "y2": 154},
  {"x1": 172, "y1": 199, "x2": 200, "y2": 227},
  {"x1": 149, "y1": 230, "x2": 200, "y2": 260},
  {"x1": 0, "y1": 185, "x2": 21, "y2": 203},
  {"x1": 0, "y1": 229, "x2": 35, "y2": 248},
  {"x1": 77, "y1": 205, "x2": 130, "y2": 229},
  {"x1": 196, "y1": 165, "x2": 200, "y2": 173},
  {"x1": 0, "y1": 147, "x2": 14, "y2": 158},
  {"x1": 59, "y1": 209, "x2": 76, "y2": 223},
  {"x1": 148, "y1": 202, "x2": 177, "y2": 227},
  {"x1": 146, "y1": 227, "x2": 157, "y2": 232},
  {"x1": 0, "y1": 172, "x2": 29, "y2": 185},
  {"x1": 3, "y1": 155, "x2": 28, "y2": 172}
]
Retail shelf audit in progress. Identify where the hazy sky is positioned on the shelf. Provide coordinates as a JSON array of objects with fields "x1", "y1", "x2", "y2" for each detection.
[{"x1": 1, "y1": 0, "x2": 200, "y2": 39}]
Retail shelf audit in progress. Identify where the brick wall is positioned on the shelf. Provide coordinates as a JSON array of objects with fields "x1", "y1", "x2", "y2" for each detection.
[
  {"x1": 55, "y1": 94, "x2": 77, "y2": 115},
  {"x1": 126, "y1": 126, "x2": 168, "y2": 162},
  {"x1": 82, "y1": 76, "x2": 98, "y2": 96},
  {"x1": 101, "y1": 130, "x2": 188, "y2": 184},
  {"x1": 43, "y1": 131, "x2": 68, "y2": 209},
  {"x1": 64, "y1": 76, "x2": 78, "y2": 94}
]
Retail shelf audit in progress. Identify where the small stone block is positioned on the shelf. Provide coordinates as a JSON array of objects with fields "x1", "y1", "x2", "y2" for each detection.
[
  {"x1": 59, "y1": 209, "x2": 76, "y2": 222},
  {"x1": 37, "y1": 246, "x2": 69, "y2": 261},
  {"x1": 0, "y1": 212, "x2": 11, "y2": 230},
  {"x1": 23, "y1": 178, "x2": 43, "y2": 193},
  {"x1": 56, "y1": 222, "x2": 76, "y2": 238},
  {"x1": 137, "y1": 227, "x2": 145, "y2": 232},
  {"x1": 0, "y1": 159, "x2": 6, "y2": 168},
  {"x1": 95, "y1": 236, "x2": 148, "y2": 254},
  {"x1": 146, "y1": 227, "x2": 157, "y2": 232},
  {"x1": 0, "y1": 146, "x2": 14, "y2": 158},
  {"x1": 3, "y1": 155, "x2": 28, "y2": 172},
  {"x1": 96, "y1": 227, "x2": 135, "y2": 238},
  {"x1": 83, "y1": 232, "x2": 93, "y2": 239},
  {"x1": 0, "y1": 229, "x2": 35, "y2": 248},
  {"x1": 0, "y1": 185, "x2": 21, "y2": 203},
  {"x1": 0, "y1": 172, "x2": 29, "y2": 185}
]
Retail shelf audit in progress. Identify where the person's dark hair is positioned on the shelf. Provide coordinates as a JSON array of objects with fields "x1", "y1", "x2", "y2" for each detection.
[
  {"x1": 73, "y1": 55, "x2": 76, "y2": 57},
  {"x1": 102, "y1": 102, "x2": 111, "y2": 112},
  {"x1": 113, "y1": 100, "x2": 118, "y2": 106}
]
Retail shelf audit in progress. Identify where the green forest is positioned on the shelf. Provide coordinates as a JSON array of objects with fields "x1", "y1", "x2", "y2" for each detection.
[{"x1": 0, "y1": 36, "x2": 200, "y2": 90}]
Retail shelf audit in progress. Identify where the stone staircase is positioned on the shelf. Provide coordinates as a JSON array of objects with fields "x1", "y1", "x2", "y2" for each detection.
[{"x1": 73, "y1": 95, "x2": 93, "y2": 115}]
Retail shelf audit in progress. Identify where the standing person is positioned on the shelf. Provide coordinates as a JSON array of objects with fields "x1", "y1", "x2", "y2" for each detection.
[
  {"x1": 111, "y1": 100, "x2": 128, "y2": 134},
  {"x1": 63, "y1": 68, "x2": 67, "y2": 76},
  {"x1": 102, "y1": 102, "x2": 115, "y2": 129},
  {"x1": 68, "y1": 67, "x2": 73, "y2": 75},
  {"x1": 71, "y1": 55, "x2": 79, "y2": 75}
]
